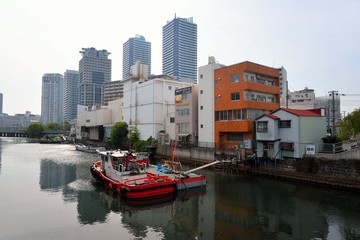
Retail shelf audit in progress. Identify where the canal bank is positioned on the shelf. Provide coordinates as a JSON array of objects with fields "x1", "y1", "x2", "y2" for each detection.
[{"x1": 156, "y1": 144, "x2": 360, "y2": 192}]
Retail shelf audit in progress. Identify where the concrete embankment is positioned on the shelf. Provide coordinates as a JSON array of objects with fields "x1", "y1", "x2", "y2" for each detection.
[{"x1": 156, "y1": 145, "x2": 360, "y2": 191}]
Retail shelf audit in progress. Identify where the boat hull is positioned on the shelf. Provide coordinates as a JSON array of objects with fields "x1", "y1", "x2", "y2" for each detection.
[
  {"x1": 90, "y1": 161, "x2": 177, "y2": 199},
  {"x1": 121, "y1": 176, "x2": 176, "y2": 199}
]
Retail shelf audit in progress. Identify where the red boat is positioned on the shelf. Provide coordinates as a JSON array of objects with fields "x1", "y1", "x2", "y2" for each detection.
[
  {"x1": 120, "y1": 175, "x2": 176, "y2": 199},
  {"x1": 90, "y1": 149, "x2": 176, "y2": 199}
]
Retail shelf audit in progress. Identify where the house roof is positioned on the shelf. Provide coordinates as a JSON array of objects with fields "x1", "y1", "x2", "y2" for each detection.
[
  {"x1": 277, "y1": 108, "x2": 322, "y2": 117},
  {"x1": 264, "y1": 114, "x2": 280, "y2": 119}
]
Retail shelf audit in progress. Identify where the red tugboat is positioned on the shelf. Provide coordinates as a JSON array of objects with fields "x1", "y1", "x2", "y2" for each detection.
[{"x1": 90, "y1": 149, "x2": 176, "y2": 199}]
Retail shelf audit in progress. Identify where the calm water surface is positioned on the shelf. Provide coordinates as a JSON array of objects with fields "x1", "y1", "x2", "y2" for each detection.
[{"x1": 0, "y1": 138, "x2": 360, "y2": 240}]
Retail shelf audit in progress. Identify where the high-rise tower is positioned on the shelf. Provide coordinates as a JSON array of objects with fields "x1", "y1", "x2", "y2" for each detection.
[
  {"x1": 123, "y1": 35, "x2": 151, "y2": 79},
  {"x1": 162, "y1": 16, "x2": 197, "y2": 83},
  {"x1": 79, "y1": 47, "x2": 111, "y2": 108},
  {"x1": 63, "y1": 70, "x2": 79, "y2": 122},
  {"x1": 41, "y1": 73, "x2": 63, "y2": 124}
]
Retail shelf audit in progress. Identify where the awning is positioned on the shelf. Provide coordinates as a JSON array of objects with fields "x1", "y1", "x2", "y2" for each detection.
[{"x1": 178, "y1": 133, "x2": 191, "y2": 137}]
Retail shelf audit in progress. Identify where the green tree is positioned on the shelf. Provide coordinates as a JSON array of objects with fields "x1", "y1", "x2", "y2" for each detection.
[
  {"x1": 338, "y1": 109, "x2": 360, "y2": 140},
  {"x1": 110, "y1": 122, "x2": 129, "y2": 149},
  {"x1": 44, "y1": 122, "x2": 63, "y2": 131},
  {"x1": 129, "y1": 127, "x2": 140, "y2": 147},
  {"x1": 63, "y1": 121, "x2": 71, "y2": 131},
  {"x1": 26, "y1": 123, "x2": 44, "y2": 138}
]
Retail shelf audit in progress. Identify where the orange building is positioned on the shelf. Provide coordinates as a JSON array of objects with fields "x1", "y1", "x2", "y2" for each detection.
[{"x1": 214, "y1": 61, "x2": 280, "y2": 153}]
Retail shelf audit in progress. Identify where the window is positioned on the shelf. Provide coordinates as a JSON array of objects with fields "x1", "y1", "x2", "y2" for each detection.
[
  {"x1": 168, "y1": 86, "x2": 172, "y2": 90},
  {"x1": 170, "y1": 117, "x2": 175, "y2": 123},
  {"x1": 231, "y1": 74, "x2": 240, "y2": 83},
  {"x1": 177, "y1": 122, "x2": 190, "y2": 133},
  {"x1": 178, "y1": 109, "x2": 190, "y2": 116},
  {"x1": 200, "y1": 124, "x2": 203, "y2": 128},
  {"x1": 215, "y1": 110, "x2": 229, "y2": 121},
  {"x1": 200, "y1": 106, "x2": 203, "y2": 110},
  {"x1": 227, "y1": 132, "x2": 244, "y2": 141},
  {"x1": 233, "y1": 109, "x2": 243, "y2": 120},
  {"x1": 200, "y1": 90, "x2": 203, "y2": 94},
  {"x1": 280, "y1": 142, "x2": 294, "y2": 151},
  {"x1": 200, "y1": 74, "x2": 203, "y2": 79},
  {"x1": 279, "y1": 120, "x2": 291, "y2": 128},
  {"x1": 257, "y1": 121, "x2": 268, "y2": 133},
  {"x1": 231, "y1": 92, "x2": 240, "y2": 101}
]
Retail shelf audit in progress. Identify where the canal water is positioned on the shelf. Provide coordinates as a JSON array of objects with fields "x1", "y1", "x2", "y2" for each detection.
[{"x1": 0, "y1": 138, "x2": 360, "y2": 240}]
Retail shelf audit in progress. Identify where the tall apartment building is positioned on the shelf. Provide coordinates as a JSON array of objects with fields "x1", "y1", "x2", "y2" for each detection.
[
  {"x1": 41, "y1": 73, "x2": 63, "y2": 124},
  {"x1": 103, "y1": 80, "x2": 124, "y2": 106},
  {"x1": 123, "y1": 35, "x2": 151, "y2": 79},
  {"x1": 214, "y1": 61, "x2": 280, "y2": 153},
  {"x1": 63, "y1": 70, "x2": 79, "y2": 122},
  {"x1": 162, "y1": 16, "x2": 197, "y2": 83},
  {"x1": 79, "y1": 47, "x2": 111, "y2": 108},
  {"x1": 198, "y1": 57, "x2": 226, "y2": 148}
]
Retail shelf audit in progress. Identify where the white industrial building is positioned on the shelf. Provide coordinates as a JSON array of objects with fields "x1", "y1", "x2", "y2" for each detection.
[
  {"x1": 75, "y1": 98, "x2": 123, "y2": 141},
  {"x1": 123, "y1": 62, "x2": 194, "y2": 141},
  {"x1": 197, "y1": 57, "x2": 225, "y2": 148}
]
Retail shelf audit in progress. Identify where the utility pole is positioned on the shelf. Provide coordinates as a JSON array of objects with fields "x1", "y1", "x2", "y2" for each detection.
[{"x1": 328, "y1": 90, "x2": 338, "y2": 136}]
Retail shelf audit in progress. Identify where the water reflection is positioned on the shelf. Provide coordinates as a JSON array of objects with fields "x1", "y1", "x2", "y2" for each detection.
[
  {"x1": 214, "y1": 174, "x2": 360, "y2": 239},
  {"x1": 34, "y1": 145, "x2": 360, "y2": 240},
  {"x1": 89, "y1": 184, "x2": 208, "y2": 239}
]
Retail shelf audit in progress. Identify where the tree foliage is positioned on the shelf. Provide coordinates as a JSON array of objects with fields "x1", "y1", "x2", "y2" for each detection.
[
  {"x1": 338, "y1": 109, "x2": 360, "y2": 140},
  {"x1": 129, "y1": 127, "x2": 140, "y2": 147},
  {"x1": 44, "y1": 122, "x2": 63, "y2": 131},
  {"x1": 110, "y1": 122, "x2": 129, "y2": 149},
  {"x1": 63, "y1": 121, "x2": 71, "y2": 131},
  {"x1": 26, "y1": 123, "x2": 44, "y2": 138}
]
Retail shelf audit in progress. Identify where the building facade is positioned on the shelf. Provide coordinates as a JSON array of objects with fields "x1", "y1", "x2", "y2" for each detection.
[
  {"x1": 79, "y1": 47, "x2": 111, "y2": 108},
  {"x1": 63, "y1": 70, "x2": 79, "y2": 122},
  {"x1": 41, "y1": 73, "x2": 63, "y2": 124},
  {"x1": 162, "y1": 16, "x2": 197, "y2": 83},
  {"x1": 123, "y1": 74, "x2": 193, "y2": 141},
  {"x1": 214, "y1": 61, "x2": 280, "y2": 153},
  {"x1": 287, "y1": 87, "x2": 316, "y2": 110},
  {"x1": 256, "y1": 108, "x2": 327, "y2": 159},
  {"x1": 198, "y1": 56, "x2": 226, "y2": 148},
  {"x1": 0, "y1": 111, "x2": 41, "y2": 131},
  {"x1": 0, "y1": 93, "x2": 3, "y2": 114},
  {"x1": 279, "y1": 66, "x2": 288, "y2": 108},
  {"x1": 175, "y1": 86, "x2": 198, "y2": 144},
  {"x1": 103, "y1": 80, "x2": 124, "y2": 106},
  {"x1": 76, "y1": 98, "x2": 123, "y2": 141},
  {"x1": 123, "y1": 35, "x2": 151, "y2": 79}
]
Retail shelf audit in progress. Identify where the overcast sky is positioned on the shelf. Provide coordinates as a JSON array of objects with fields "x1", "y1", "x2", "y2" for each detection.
[{"x1": 1, "y1": 0, "x2": 359, "y2": 116}]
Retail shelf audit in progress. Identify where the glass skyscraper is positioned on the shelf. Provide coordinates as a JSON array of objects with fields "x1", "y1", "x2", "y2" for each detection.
[
  {"x1": 41, "y1": 73, "x2": 63, "y2": 124},
  {"x1": 79, "y1": 47, "x2": 111, "y2": 108},
  {"x1": 63, "y1": 70, "x2": 79, "y2": 122},
  {"x1": 123, "y1": 35, "x2": 151, "y2": 79},
  {"x1": 162, "y1": 16, "x2": 197, "y2": 83}
]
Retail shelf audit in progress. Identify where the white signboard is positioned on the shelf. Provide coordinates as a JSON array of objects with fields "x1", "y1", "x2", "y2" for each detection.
[
  {"x1": 244, "y1": 139, "x2": 252, "y2": 149},
  {"x1": 306, "y1": 144, "x2": 316, "y2": 155}
]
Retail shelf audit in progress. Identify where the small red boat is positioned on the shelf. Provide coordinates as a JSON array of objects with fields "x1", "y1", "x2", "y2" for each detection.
[
  {"x1": 120, "y1": 175, "x2": 176, "y2": 199},
  {"x1": 90, "y1": 149, "x2": 176, "y2": 199}
]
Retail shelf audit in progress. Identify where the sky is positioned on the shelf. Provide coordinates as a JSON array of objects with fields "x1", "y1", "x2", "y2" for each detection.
[{"x1": 1, "y1": 0, "x2": 360, "y2": 116}]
